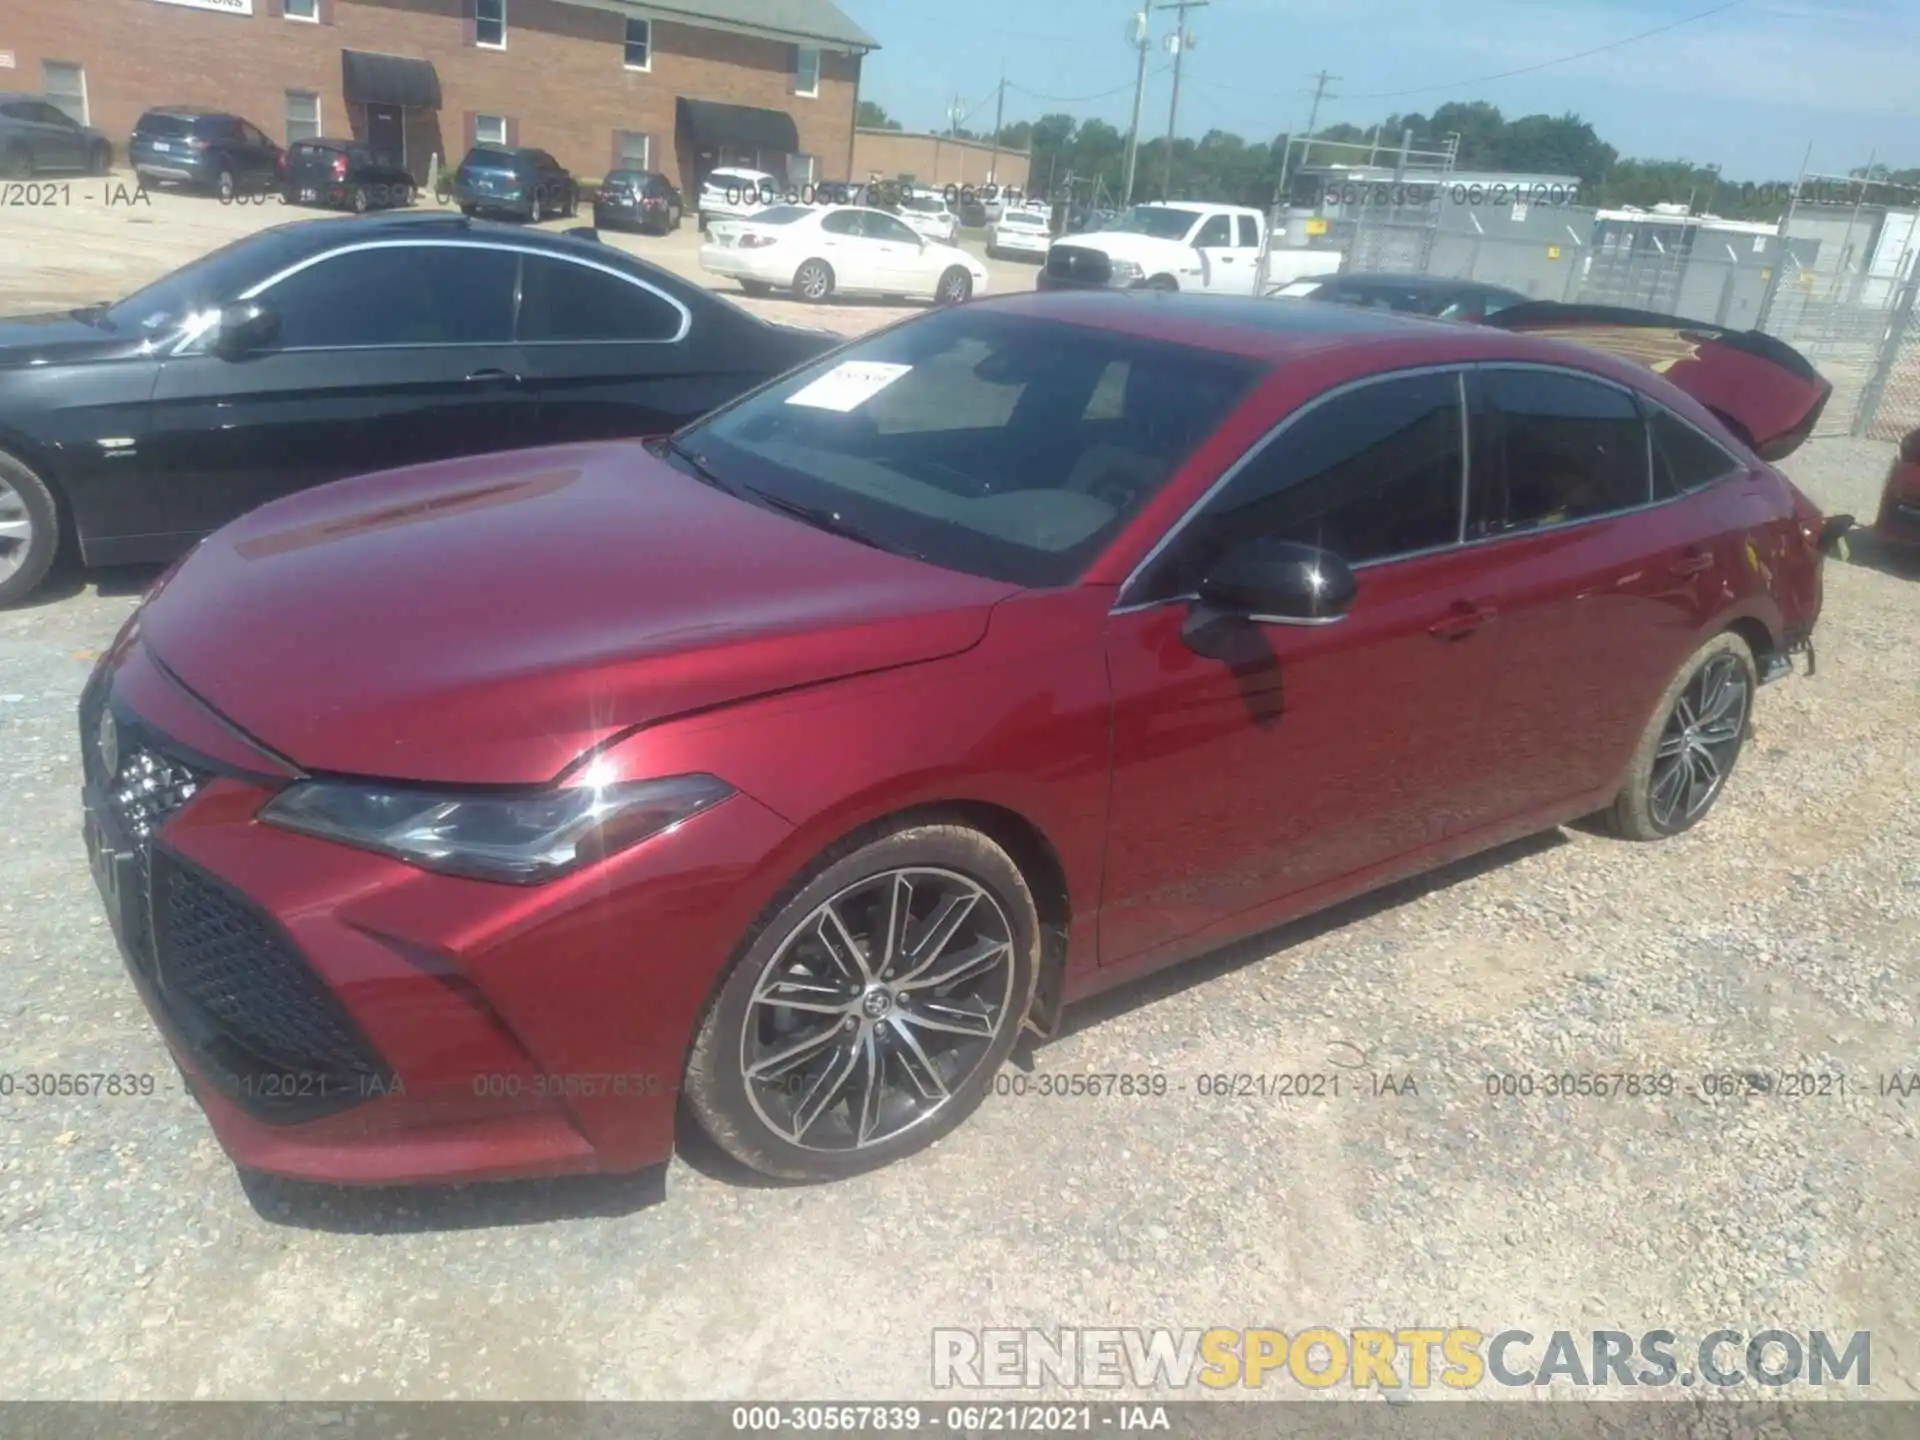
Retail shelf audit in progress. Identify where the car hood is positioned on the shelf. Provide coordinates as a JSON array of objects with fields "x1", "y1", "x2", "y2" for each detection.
[
  {"x1": 139, "y1": 443, "x2": 1020, "y2": 785},
  {"x1": 0, "y1": 311, "x2": 152, "y2": 368},
  {"x1": 1053, "y1": 232, "x2": 1186, "y2": 263},
  {"x1": 1486, "y1": 302, "x2": 1833, "y2": 460}
]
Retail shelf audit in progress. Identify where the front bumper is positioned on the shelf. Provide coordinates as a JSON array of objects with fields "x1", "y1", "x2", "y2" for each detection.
[{"x1": 81, "y1": 640, "x2": 796, "y2": 1185}]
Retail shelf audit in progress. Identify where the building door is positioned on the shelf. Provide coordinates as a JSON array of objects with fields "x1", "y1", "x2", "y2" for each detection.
[{"x1": 366, "y1": 104, "x2": 404, "y2": 167}]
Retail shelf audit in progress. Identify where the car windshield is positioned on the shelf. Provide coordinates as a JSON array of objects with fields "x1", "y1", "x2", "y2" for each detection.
[
  {"x1": 667, "y1": 307, "x2": 1263, "y2": 587},
  {"x1": 96, "y1": 228, "x2": 314, "y2": 335},
  {"x1": 744, "y1": 205, "x2": 812, "y2": 226},
  {"x1": 136, "y1": 113, "x2": 194, "y2": 137},
  {"x1": 1107, "y1": 206, "x2": 1204, "y2": 239}
]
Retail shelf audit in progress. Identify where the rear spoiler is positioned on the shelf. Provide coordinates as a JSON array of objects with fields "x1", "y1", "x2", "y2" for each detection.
[{"x1": 1484, "y1": 302, "x2": 1832, "y2": 461}]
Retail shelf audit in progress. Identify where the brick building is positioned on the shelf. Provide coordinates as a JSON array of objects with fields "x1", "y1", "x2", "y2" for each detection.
[
  {"x1": 851, "y1": 129, "x2": 1030, "y2": 193},
  {"x1": 0, "y1": 0, "x2": 878, "y2": 189}
]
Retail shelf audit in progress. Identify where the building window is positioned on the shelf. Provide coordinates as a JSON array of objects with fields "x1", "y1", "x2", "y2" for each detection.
[
  {"x1": 618, "y1": 132, "x2": 650, "y2": 169},
  {"x1": 476, "y1": 0, "x2": 506, "y2": 49},
  {"x1": 41, "y1": 61, "x2": 87, "y2": 127},
  {"x1": 474, "y1": 114, "x2": 508, "y2": 147},
  {"x1": 786, "y1": 153, "x2": 816, "y2": 188},
  {"x1": 283, "y1": 0, "x2": 319, "y2": 20},
  {"x1": 624, "y1": 17, "x2": 651, "y2": 70},
  {"x1": 286, "y1": 90, "x2": 321, "y2": 144},
  {"x1": 793, "y1": 46, "x2": 820, "y2": 98}
]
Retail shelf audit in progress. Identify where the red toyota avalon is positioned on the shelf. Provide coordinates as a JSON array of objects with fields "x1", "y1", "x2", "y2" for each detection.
[{"x1": 82, "y1": 292, "x2": 1840, "y2": 1187}]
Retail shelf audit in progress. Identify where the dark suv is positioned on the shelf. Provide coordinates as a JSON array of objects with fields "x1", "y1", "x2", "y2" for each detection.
[
  {"x1": 131, "y1": 108, "x2": 283, "y2": 200},
  {"x1": 593, "y1": 169, "x2": 682, "y2": 234},
  {"x1": 285, "y1": 138, "x2": 416, "y2": 212},
  {"x1": 0, "y1": 92, "x2": 112, "y2": 177},
  {"x1": 450, "y1": 145, "x2": 577, "y2": 222}
]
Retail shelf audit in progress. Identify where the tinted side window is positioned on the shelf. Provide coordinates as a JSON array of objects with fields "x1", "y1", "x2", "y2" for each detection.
[
  {"x1": 1195, "y1": 215, "x2": 1232, "y2": 247},
  {"x1": 1155, "y1": 371, "x2": 1465, "y2": 592},
  {"x1": 820, "y1": 210, "x2": 864, "y2": 237},
  {"x1": 867, "y1": 213, "x2": 922, "y2": 245},
  {"x1": 1474, "y1": 368, "x2": 1649, "y2": 535},
  {"x1": 1648, "y1": 406, "x2": 1741, "y2": 498},
  {"x1": 262, "y1": 245, "x2": 517, "y2": 347},
  {"x1": 517, "y1": 255, "x2": 684, "y2": 342},
  {"x1": 1235, "y1": 215, "x2": 1260, "y2": 248}
]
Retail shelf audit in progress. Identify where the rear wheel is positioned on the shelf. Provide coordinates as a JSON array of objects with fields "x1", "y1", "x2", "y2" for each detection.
[
  {"x1": 215, "y1": 166, "x2": 235, "y2": 202},
  {"x1": 793, "y1": 259, "x2": 835, "y2": 303},
  {"x1": 349, "y1": 184, "x2": 370, "y2": 214},
  {"x1": 1601, "y1": 632, "x2": 1756, "y2": 840},
  {"x1": 1148, "y1": 274, "x2": 1178, "y2": 292},
  {"x1": 683, "y1": 822, "x2": 1039, "y2": 1182},
  {"x1": 88, "y1": 141, "x2": 111, "y2": 176},
  {"x1": 0, "y1": 451, "x2": 62, "y2": 609}
]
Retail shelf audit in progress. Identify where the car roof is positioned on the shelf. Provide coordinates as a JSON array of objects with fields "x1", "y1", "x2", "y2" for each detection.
[
  {"x1": 1320, "y1": 272, "x2": 1527, "y2": 298},
  {"x1": 973, "y1": 289, "x2": 1678, "y2": 381},
  {"x1": 140, "y1": 106, "x2": 228, "y2": 119}
]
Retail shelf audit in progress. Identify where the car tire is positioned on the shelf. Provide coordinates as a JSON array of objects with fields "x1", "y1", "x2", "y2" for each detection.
[
  {"x1": 349, "y1": 184, "x2": 370, "y2": 214},
  {"x1": 215, "y1": 167, "x2": 235, "y2": 203},
  {"x1": 1600, "y1": 631, "x2": 1757, "y2": 841},
  {"x1": 88, "y1": 141, "x2": 112, "y2": 176},
  {"x1": 0, "y1": 449, "x2": 62, "y2": 609},
  {"x1": 0, "y1": 143, "x2": 31, "y2": 179},
  {"x1": 682, "y1": 821, "x2": 1040, "y2": 1182},
  {"x1": 1148, "y1": 274, "x2": 1178, "y2": 292},
  {"x1": 739, "y1": 280, "x2": 772, "y2": 297},
  {"x1": 793, "y1": 259, "x2": 835, "y2": 303},
  {"x1": 459, "y1": 203, "x2": 477, "y2": 218},
  {"x1": 935, "y1": 266, "x2": 974, "y2": 305},
  {"x1": 565, "y1": 188, "x2": 579, "y2": 218}
]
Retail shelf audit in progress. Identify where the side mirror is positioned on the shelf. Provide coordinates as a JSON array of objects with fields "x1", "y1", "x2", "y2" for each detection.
[
  {"x1": 1195, "y1": 537, "x2": 1357, "y2": 624},
  {"x1": 211, "y1": 300, "x2": 279, "y2": 358}
]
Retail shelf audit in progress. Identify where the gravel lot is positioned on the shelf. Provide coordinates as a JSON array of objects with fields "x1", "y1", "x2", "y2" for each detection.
[{"x1": 1, "y1": 178, "x2": 1918, "y2": 1404}]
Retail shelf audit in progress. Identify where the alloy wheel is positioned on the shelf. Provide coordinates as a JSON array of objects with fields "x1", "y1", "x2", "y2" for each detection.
[
  {"x1": 796, "y1": 262, "x2": 832, "y2": 301},
  {"x1": 1648, "y1": 651, "x2": 1750, "y2": 830},
  {"x1": 739, "y1": 866, "x2": 1017, "y2": 1152},
  {"x1": 937, "y1": 268, "x2": 972, "y2": 304},
  {"x1": 217, "y1": 168, "x2": 235, "y2": 202},
  {"x1": 0, "y1": 476, "x2": 32, "y2": 584}
]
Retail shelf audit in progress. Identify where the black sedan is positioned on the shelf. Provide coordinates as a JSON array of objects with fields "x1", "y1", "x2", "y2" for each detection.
[
  {"x1": 1270, "y1": 271, "x2": 1528, "y2": 322},
  {"x1": 0, "y1": 213, "x2": 838, "y2": 605},
  {"x1": 283, "y1": 138, "x2": 416, "y2": 212}
]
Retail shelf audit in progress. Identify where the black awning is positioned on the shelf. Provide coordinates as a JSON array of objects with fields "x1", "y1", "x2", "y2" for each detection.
[
  {"x1": 676, "y1": 97, "x2": 800, "y2": 153},
  {"x1": 341, "y1": 50, "x2": 442, "y2": 110}
]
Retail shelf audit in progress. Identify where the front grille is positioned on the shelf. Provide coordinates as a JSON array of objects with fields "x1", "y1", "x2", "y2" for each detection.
[
  {"x1": 1047, "y1": 244, "x2": 1113, "y2": 285},
  {"x1": 151, "y1": 850, "x2": 389, "y2": 1123}
]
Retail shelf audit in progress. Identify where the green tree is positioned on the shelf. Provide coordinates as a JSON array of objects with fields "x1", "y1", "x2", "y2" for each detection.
[{"x1": 856, "y1": 101, "x2": 902, "y2": 131}]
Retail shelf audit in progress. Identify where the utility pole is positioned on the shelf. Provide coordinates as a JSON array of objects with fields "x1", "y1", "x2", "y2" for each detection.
[
  {"x1": 1298, "y1": 68, "x2": 1337, "y2": 174},
  {"x1": 987, "y1": 67, "x2": 1005, "y2": 185},
  {"x1": 1121, "y1": 8, "x2": 1152, "y2": 206},
  {"x1": 1158, "y1": 0, "x2": 1208, "y2": 200}
]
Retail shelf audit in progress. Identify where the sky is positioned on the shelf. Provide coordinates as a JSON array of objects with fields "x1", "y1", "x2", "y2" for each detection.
[{"x1": 849, "y1": 0, "x2": 1920, "y2": 182}]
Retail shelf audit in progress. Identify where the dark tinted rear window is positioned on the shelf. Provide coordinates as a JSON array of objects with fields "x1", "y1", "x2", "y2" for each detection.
[
  {"x1": 461, "y1": 147, "x2": 526, "y2": 171},
  {"x1": 136, "y1": 113, "x2": 194, "y2": 137}
]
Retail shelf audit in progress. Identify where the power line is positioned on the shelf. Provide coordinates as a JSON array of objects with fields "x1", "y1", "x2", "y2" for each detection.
[
  {"x1": 1189, "y1": 0, "x2": 1747, "y2": 104},
  {"x1": 1006, "y1": 66, "x2": 1171, "y2": 105}
]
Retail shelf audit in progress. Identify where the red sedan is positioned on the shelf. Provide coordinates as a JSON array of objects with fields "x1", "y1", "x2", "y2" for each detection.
[
  {"x1": 82, "y1": 292, "x2": 1839, "y2": 1186},
  {"x1": 1875, "y1": 428, "x2": 1920, "y2": 550}
]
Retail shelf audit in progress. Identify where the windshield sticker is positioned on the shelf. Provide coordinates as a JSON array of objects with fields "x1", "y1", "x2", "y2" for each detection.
[{"x1": 785, "y1": 362, "x2": 914, "y2": 412}]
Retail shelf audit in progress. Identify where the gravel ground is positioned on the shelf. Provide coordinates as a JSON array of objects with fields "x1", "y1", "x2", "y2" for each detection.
[{"x1": 0, "y1": 187, "x2": 1918, "y2": 1405}]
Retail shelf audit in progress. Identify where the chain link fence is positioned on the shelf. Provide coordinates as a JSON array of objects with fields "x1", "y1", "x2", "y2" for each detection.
[{"x1": 1309, "y1": 190, "x2": 1920, "y2": 443}]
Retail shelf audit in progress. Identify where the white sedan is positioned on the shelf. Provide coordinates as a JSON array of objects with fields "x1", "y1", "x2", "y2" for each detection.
[
  {"x1": 986, "y1": 207, "x2": 1052, "y2": 261},
  {"x1": 699, "y1": 204, "x2": 990, "y2": 305}
]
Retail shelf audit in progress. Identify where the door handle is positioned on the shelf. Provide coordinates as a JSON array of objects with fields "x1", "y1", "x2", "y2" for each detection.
[
  {"x1": 1427, "y1": 602, "x2": 1497, "y2": 640},
  {"x1": 465, "y1": 368, "x2": 520, "y2": 386},
  {"x1": 1670, "y1": 548, "x2": 1713, "y2": 576}
]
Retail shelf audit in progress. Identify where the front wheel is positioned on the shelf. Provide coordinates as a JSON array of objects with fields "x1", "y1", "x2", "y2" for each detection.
[
  {"x1": 215, "y1": 167, "x2": 235, "y2": 203},
  {"x1": 682, "y1": 822, "x2": 1039, "y2": 1182},
  {"x1": 1600, "y1": 632, "x2": 1757, "y2": 840},
  {"x1": 1147, "y1": 274, "x2": 1178, "y2": 292},
  {"x1": 935, "y1": 266, "x2": 973, "y2": 305},
  {"x1": 0, "y1": 451, "x2": 62, "y2": 608},
  {"x1": 738, "y1": 279, "x2": 772, "y2": 297},
  {"x1": 89, "y1": 141, "x2": 111, "y2": 176},
  {"x1": 793, "y1": 259, "x2": 835, "y2": 303}
]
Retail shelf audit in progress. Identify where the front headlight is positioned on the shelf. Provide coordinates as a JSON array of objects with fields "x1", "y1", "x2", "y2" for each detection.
[
  {"x1": 1109, "y1": 259, "x2": 1144, "y2": 281},
  {"x1": 261, "y1": 773, "x2": 735, "y2": 884}
]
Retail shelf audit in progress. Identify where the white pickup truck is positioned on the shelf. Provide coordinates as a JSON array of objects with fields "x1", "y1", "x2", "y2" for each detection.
[{"x1": 1036, "y1": 201, "x2": 1333, "y2": 294}]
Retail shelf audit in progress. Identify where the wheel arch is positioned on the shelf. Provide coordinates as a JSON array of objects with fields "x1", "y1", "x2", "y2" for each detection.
[
  {"x1": 1721, "y1": 614, "x2": 1777, "y2": 668},
  {"x1": 0, "y1": 435, "x2": 77, "y2": 559}
]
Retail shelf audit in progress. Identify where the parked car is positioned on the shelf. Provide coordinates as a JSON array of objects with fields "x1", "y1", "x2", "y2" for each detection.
[
  {"x1": 0, "y1": 213, "x2": 838, "y2": 606},
  {"x1": 697, "y1": 166, "x2": 781, "y2": 229},
  {"x1": 896, "y1": 189, "x2": 961, "y2": 245},
  {"x1": 699, "y1": 204, "x2": 988, "y2": 305},
  {"x1": 449, "y1": 145, "x2": 578, "y2": 222},
  {"x1": 130, "y1": 108, "x2": 282, "y2": 201},
  {"x1": 1274, "y1": 272, "x2": 1528, "y2": 322},
  {"x1": 77, "y1": 293, "x2": 1841, "y2": 1189},
  {"x1": 1039, "y1": 201, "x2": 1326, "y2": 294},
  {"x1": 985, "y1": 207, "x2": 1053, "y2": 262},
  {"x1": 594, "y1": 169, "x2": 683, "y2": 234},
  {"x1": 0, "y1": 92, "x2": 112, "y2": 177},
  {"x1": 282, "y1": 138, "x2": 416, "y2": 213},
  {"x1": 1874, "y1": 426, "x2": 1920, "y2": 551}
]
